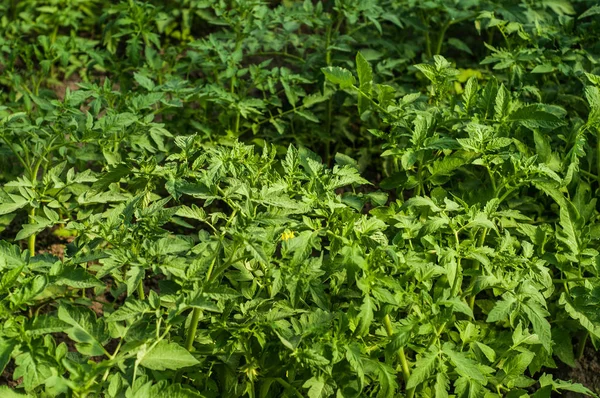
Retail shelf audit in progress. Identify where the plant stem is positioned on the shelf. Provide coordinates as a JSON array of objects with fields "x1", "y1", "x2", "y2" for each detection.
[
  {"x1": 274, "y1": 378, "x2": 304, "y2": 398},
  {"x1": 577, "y1": 332, "x2": 588, "y2": 360},
  {"x1": 384, "y1": 314, "x2": 413, "y2": 398},
  {"x1": 596, "y1": 127, "x2": 600, "y2": 185},
  {"x1": 28, "y1": 207, "x2": 36, "y2": 254},
  {"x1": 434, "y1": 22, "x2": 450, "y2": 55},
  {"x1": 469, "y1": 228, "x2": 488, "y2": 310},
  {"x1": 184, "y1": 308, "x2": 202, "y2": 351},
  {"x1": 137, "y1": 281, "x2": 145, "y2": 300}
]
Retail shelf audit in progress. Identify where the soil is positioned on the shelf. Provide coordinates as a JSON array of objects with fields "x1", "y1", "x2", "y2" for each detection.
[{"x1": 555, "y1": 345, "x2": 600, "y2": 397}]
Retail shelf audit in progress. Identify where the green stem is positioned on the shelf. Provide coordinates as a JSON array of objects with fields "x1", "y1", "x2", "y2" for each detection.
[
  {"x1": 28, "y1": 207, "x2": 36, "y2": 254},
  {"x1": 596, "y1": 127, "x2": 600, "y2": 185},
  {"x1": 434, "y1": 23, "x2": 450, "y2": 55},
  {"x1": 384, "y1": 314, "x2": 413, "y2": 398},
  {"x1": 274, "y1": 378, "x2": 304, "y2": 398},
  {"x1": 577, "y1": 332, "x2": 588, "y2": 360},
  {"x1": 469, "y1": 228, "x2": 488, "y2": 310},
  {"x1": 137, "y1": 281, "x2": 145, "y2": 300},
  {"x1": 184, "y1": 308, "x2": 202, "y2": 351},
  {"x1": 0, "y1": 136, "x2": 30, "y2": 174}
]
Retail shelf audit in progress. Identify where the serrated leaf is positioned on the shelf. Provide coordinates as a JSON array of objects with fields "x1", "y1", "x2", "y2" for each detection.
[
  {"x1": 321, "y1": 66, "x2": 355, "y2": 89},
  {"x1": 521, "y1": 300, "x2": 552, "y2": 352},
  {"x1": 138, "y1": 340, "x2": 199, "y2": 370},
  {"x1": 435, "y1": 372, "x2": 449, "y2": 398},
  {"x1": 507, "y1": 104, "x2": 565, "y2": 130},
  {"x1": 501, "y1": 351, "x2": 535, "y2": 381},
  {"x1": 16, "y1": 219, "x2": 53, "y2": 241},
  {"x1": 579, "y1": 5, "x2": 600, "y2": 19},
  {"x1": 303, "y1": 376, "x2": 332, "y2": 398},
  {"x1": 126, "y1": 266, "x2": 145, "y2": 297},
  {"x1": 0, "y1": 195, "x2": 28, "y2": 216},
  {"x1": 356, "y1": 295, "x2": 374, "y2": 337},
  {"x1": 134, "y1": 73, "x2": 155, "y2": 91},
  {"x1": 54, "y1": 266, "x2": 104, "y2": 289},
  {"x1": 494, "y1": 84, "x2": 510, "y2": 120},
  {"x1": 356, "y1": 52, "x2": 373, "y2": 89},
  {"x1": 487, "y1": 297, "x2": 516, "y2": 323},
  {"x1": 443, "y1": 347, "x2": 486, "y2": 383},
  {"x1": 58, "y1": 304, "x2": 108, "y2": 356},
  {"x1": 0, "y1": 338, "x2": 16, "y2": 375},
  {"x1": 407, "y1": 350, "x2": 438, "y2": 389}
]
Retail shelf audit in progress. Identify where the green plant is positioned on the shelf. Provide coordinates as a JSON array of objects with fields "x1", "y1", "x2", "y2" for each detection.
[{"x1": 1, "y1": 0, "x2": 600, "y2": 397}]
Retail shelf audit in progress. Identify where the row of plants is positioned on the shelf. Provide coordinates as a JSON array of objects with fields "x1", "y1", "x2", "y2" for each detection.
[{"x1": 1, "y1": 0, "x2": 600, "y2": 397}]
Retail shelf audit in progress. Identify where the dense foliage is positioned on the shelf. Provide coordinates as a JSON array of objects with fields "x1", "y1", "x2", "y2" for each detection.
[{"x1": 1, "y1": 0, "x2": 600, "y2": 397}]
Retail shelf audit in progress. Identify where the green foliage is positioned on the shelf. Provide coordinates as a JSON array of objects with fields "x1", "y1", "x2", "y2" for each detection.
[{"x1": 1, "y1": 0, "x2": 600, "y2": 397}]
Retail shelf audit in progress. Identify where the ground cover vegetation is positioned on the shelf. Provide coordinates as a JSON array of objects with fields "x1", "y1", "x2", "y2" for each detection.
[{"x1": 1, "y1": 0, "x2": 600, "y2": 397}]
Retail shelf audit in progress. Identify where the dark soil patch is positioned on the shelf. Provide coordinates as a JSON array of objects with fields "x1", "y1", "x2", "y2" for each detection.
[
  {"x1": 0, "y1": 360, "x2": 19, "y2": 388},
  {"x1": 554, "y1": 345, "x2": 600, "y2": 396}
]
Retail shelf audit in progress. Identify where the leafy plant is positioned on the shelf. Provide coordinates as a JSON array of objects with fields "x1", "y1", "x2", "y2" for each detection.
[{"x1": 1, "y1": 0, "x2": 600, "y2": 397}]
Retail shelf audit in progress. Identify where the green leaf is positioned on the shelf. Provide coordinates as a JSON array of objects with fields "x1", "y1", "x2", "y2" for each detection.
[
  {"x1": 126, "y1": 266, "x2": 145, "y2": 297},
  {"x1": 455, "y1": 376, "x2": 483, "y2": 398},
  {"x1": 507, "y1": 104, "x2": 565, "y2": 130},
  {"x1": 54, "y1": 266, "x2": 104, "y2": 289},
  {"x1": 443, "y1": 298, "x2": 475, "y2": 319},
  {"x1": 475, "y1": 342, "x2": 496, "y2": 362},
  {"x1": 0, "y1": 386, "x2": 31, "y2": 397},
  {"x1": 375, "y1": 361, "x2": 398, "y2": 398},
  {"x1": 15, "y1": 219, "x2": 53, "y2": 241},
  {"x1": 531, "y1": 65, "x2": 554, "y2": 74},
  {"x1": 321, "y1": 66, "x2": 356, "y2": 89},
  {"x1": 0, "y1": 338, "x2": 16, "y2": 375},
  {"x1": 27, "y1": 315, "x2": 71, "y2": 336},
  {"x1": 149, "y1": 383, "x2": 207, "y2": 398},
  {"x1": 559, "y1": 293, "x2": 600, "y2": 339},
  {"x1": 443, "y1": 347, "x2": 486, "y2": 383},
  {"x1": 487, "y1": 297, "x2": 516, "y2": 323},
  {"x1": 356, "y1": 52, "x2": 373, "y2": 89},
  {"x1": 303, "y1": 376, "x2": 332, "y2": 398},
  {"x1": 494, "y1": 84, "x2": 510, "y2": 120},
  {"x1": 295, "y1": 109, "x2": 319, "y2": 123},
  {"x1": 58, "y1": 304, "x2": 108, "y2": 356},
  {"x1": 543, "y1": 0, "x2": 575, "y2": 15},
  {"x1": 187, "y1": 292, "x2": 221, "y2": 313},
  {"x1": 346, "y1": 343, "x2": 365, "y2": 386},
  {"x1": 480, "y1": 78, "x2": 498, "y2": 119},
  {"x1": 521, "y1": 300, "x2": 552, "y2": 352},
  {"x1": 552, "y1": 328, "x2": 575, "y2": 367},
  {"x1": 557, "y1": 199, "x2": 580, "y2": 256},
  {"x1": 462, "y1": 76, "x2": 478, "y2": 112},
  {"x1": 356, "y1": 295, "x2": 374, "y2": 337},
  {"x1": 13, "y1": 352, "x2": 53, "y2": 391},
  {"x1": 448, "y1": 38, "x2": 473, "y2": 55},
  {"x1": 138, "y1": 340, "x2": 200, "y2": 370},
  {"x1": 407, "y1": 349, "x2": 438, "y2": 389},
  {"x1": 501, "y1": 351, "x2": 535, "y2": 382},
  {"x1": 0, "y1": 241, "x2": 25, "y2": 268},
  {"x1": 579, "y1": 5, "x2": 600, "y2": 19},
  {"x1": 0, "y1": 195, "x2": 28, "y2": 216},
  {"x1": 91, "y1": 164, "x2": 130, "y2": 191}
]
